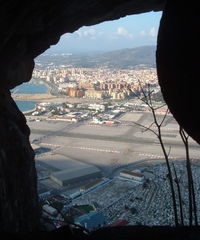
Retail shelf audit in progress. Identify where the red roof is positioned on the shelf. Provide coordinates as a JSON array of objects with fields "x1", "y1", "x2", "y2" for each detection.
[{"x1": 111, "y1": 219, "x2": 128, "y2": 227}]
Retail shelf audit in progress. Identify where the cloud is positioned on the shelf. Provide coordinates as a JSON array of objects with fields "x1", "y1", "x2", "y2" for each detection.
[
  {"x1": 75, "y1": 28, "x2": 96, "y2": 39},
  {"x1": 116, "y1": 27, "x2": 133, "y2": 39},
  {"x1": 117, "y1": 27, "x2": 128, "y2": 36},
  {"x1": 84, "y1": 28, "x2": 96, "y2": 37},
  {"x1": 149, "y1": 27, "x2": 157, "y2": 37},
  {"x1": 64, "y1": 33, "x2": 72, "y2": 39}
]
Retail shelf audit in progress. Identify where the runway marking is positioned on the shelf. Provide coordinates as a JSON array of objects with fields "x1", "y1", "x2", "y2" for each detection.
[
  {"x1": 67, "y1": 145, "x2": 121, "y2": 154},
  {"x1": 139, "y1": 153, "x2": 177, "y2": 160},
  {"x1": 40, "y1": 143, "x2": 61, "y2": 147},
  {"x1": 142, "y1": 125, "x2": 178, "y2": 131},
  {"x1": 87, "y1": 124, "x2": 120, "y2": 127}
]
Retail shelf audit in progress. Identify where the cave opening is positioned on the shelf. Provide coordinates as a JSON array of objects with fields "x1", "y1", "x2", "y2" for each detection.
[
  {"x1": 2, "y1": 1, "x2": 200, "y2": 238},
  {"x1": 11, "y1": 11, "x2": 175, "y2": 231}
]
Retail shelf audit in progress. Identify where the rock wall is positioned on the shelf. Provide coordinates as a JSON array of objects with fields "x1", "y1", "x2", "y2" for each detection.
[
  {"x1": 0, "y1": 0, "x2": 165, "y2": 231},
  {"x1": 2, "y1": 0, "x2": 200, "y2": 233},
  {"x1": 157, "y1": 1, "x2": 200, "y2": 144},
  {"x1": 0, "y1": 90, "x2": 40, "y2": 232},
  {"x1": 0, "y1": 0, "x2": 165, "y2": 89}
]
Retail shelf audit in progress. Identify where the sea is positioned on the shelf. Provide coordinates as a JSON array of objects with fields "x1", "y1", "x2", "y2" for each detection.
[{"x1": 12, "y1": 82, "x2": 48, "y2": 112}]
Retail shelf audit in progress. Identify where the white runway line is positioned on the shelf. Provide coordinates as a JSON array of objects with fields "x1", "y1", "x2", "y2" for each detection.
[
  {"x1": 143, "y1": 125, "x2": 178, "y2": 131},
  {"x1": 139, "y1": 153, "x2": 177, "y2": 159},
  {"x1": 67, "y1": 145, "x2": 121, "y2": 154},
  {"x1": 40, "y1": 143, "x2": 61, "y2": 147}
]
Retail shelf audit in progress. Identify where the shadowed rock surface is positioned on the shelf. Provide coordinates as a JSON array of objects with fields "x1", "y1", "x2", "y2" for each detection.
[
  {"x1": 0, "y1": 90, "x2": 40, "y2": 231},
  {"x1": 157, "y1": 1, "x2": 200, "y2": 144},
  {"x1": 1, "y1": 0, "x2": 200, "y2": 238},
  {"x1": 0, "y1": 0, "x2": 165, "y2": 231},
  {"x1": 3, "y1": 225, "x2": 200, "y2": 239}
]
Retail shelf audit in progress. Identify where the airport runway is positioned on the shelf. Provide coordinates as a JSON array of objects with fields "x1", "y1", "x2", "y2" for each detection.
[
  {"x1": 31, "y1": 127, "x2": 200, "y2": 150},
  {"x1": 29, "y1": 111, "x2": 200, "y2": 180}
]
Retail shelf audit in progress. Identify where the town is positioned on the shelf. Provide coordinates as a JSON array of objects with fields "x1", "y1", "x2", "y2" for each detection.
[
  {"x1": 25, "y1": 64, "x2": 163, "y2": 123},
  {"x1": 32, "y1": 64, "x2": 159, "y2": 100}
]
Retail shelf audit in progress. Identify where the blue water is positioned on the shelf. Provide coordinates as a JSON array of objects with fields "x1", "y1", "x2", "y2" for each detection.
[
  {"x1": 13, "y1": 82, "x2": 48, "y2": 94},
  {"x1": 16, "y1": 101, "x2": 38, "y2": 112},
  {"x1": 13, "y1": 82, "x2": 48, "y2": 112}
]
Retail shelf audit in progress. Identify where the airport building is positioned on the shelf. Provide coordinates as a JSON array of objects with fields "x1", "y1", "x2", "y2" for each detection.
[
  {"x1": 43, "y1": 204, "x2": 58, "y2": 216},
  {"x1": 50, "y1": 166, "x2": 101, "y2": 187},
  {"x1": 75, "y1": 211, "x2": 107, "y2": 231},
  {"x1": 120, "y1": 170, "x2": 144, "y2": 182}
]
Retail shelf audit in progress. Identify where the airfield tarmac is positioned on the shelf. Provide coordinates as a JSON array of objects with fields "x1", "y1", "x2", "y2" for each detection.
[{"x1": 28, "y1": 111, "x2": 200, "y2": 184}]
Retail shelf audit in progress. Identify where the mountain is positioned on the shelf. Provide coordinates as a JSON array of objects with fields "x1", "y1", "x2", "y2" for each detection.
[
  {"x1": 37, "y1": 46, "x2": 156, "y2": 69},
  {"x1": 89, "y1": 46, "x2": 156, "y2": 69}
]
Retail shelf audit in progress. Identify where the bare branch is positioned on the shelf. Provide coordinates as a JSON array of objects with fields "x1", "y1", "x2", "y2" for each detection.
[
  {"x1": 172, "y1": 162, "x2": 184, "y2": 225},
  {"x1": 179, "y1": 127, "x2": 189, "y2": 143},
  {"x1": 133, "y1": 121, "x2": 159, "y2": 137},
  {"x1": 179, "y1": 127, "x2": 198, "y2": 226},
  {"x1": 147, "y1": 83, "x2": 154, "y2": 106},
  {"x1": 138, "y1": 81, "x2": 150, "y2": 106},
  {"x1": 134, "y1": 80, "x2": 179, "y2": 226},
  {"x1": 167, "y1": 146, "x2": 172, "y2": 158},
  {"x1": 159, "y1": 108, "x2": 169, "y2": 127},
  {"x1": 150, "y1": 104, "x2": 160, "y2": 128},
  {"x1": 143, "y1": 122, "x2": 155, "y2": 133},
  {"x1": 154, "y1": 103, "x2": 167, "y2": 111}
]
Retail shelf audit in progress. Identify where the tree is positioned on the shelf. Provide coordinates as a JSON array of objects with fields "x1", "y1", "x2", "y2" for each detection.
[
  {"x1": 132, "y1": 82, "x2": 198, "y2": 226},
  {"x1": 133, "y1": 82, "x2": 179, "y2": 226},
  {"x1": 179, "y1": 128, "x2": 198, "y2": 226}
]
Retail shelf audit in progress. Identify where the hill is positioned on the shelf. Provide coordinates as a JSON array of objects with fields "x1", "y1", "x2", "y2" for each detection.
[
  {"x1": 37, "y1": 46, "x2": 156, "y2": 69},
  {"x1": 89, "y1": 46, "x2": 156, "y2": 69}
]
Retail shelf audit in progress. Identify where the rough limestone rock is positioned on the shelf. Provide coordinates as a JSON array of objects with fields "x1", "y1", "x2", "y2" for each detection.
[
  {"x1": 0, "y1": 0, "x2": 165, "y2": 231},
  {"x1": 0, "y1": 90, "x2": 40, "y2": 232},
  {"x1": 1, "y1": 0, "x2": 200, "y2": 233},
  {"x1": 0, "y1": 0, "x2": 165, "y2": 90},
  {"x1": 157, "y1": 1, "x2": 200, "y2": 144}
]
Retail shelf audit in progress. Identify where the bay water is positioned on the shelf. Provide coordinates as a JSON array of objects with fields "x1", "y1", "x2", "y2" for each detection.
[{"x1": 12, "y1": 82, "x2": 48, "y2": 112}]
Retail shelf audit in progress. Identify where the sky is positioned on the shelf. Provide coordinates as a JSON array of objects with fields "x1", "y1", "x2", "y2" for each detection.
[{"x1": 46, "y1": 11, "x2": 162, "y2": 54}]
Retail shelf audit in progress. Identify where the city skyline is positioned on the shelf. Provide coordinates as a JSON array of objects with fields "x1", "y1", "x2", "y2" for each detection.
[{"x1": 46, "y1": 11, "x2": 162, "y2": 54}]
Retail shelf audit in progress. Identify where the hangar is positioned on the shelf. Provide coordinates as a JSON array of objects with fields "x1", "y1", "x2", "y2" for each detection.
[{"x1": 50, "y1": 165, "x2": 101, "y2": 186}]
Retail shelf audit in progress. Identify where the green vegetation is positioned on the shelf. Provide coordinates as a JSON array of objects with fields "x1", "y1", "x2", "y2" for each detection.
[
  {"x1": 130, "y1": 207, "x2": 137, "y2": 214},
  {"x1": 76, "y1": 205, "x2": 95, "y2": 213}
]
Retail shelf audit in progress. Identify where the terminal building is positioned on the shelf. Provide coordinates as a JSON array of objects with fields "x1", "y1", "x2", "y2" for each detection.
[
  {"x1": 120, "y1": 170, "x2": 144, "y2": 182},
  {"x1": 50, "y1": 166, "x2": 101, "y2": 187}
]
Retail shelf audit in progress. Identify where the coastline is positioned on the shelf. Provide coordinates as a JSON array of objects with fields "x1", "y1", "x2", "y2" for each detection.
[
  {"x1": 15, "y1": 100, "x2": 39, "y2": 113},
  {"x1": 31, "y1": 78, "x2": 51, "y2": 94},
  {"x1": 13, "y1": 80, "x2": 104, "y2": 113},
  {"x1": 13, "y1": 93, "x2": 57, "y2": 102},
  {"x1": 13, "y1": 80, "x2": 52, "y2": 112},
  {"x1": 22, "y1": 106, "x2": 37, "y2": 115}
]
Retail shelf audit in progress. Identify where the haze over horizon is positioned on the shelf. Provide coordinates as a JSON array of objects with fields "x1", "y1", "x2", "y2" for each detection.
[{"x1": 46, "y1": 11, "x2": 162, "y2": 54}]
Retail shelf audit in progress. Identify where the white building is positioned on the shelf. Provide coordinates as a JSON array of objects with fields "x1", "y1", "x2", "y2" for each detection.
[
  {"x1": 43, "y1": 204, "x2": 58, "y2": 216},
  {"x1": 120, "y1": 170, "x2": 144, "y2": 182}
]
